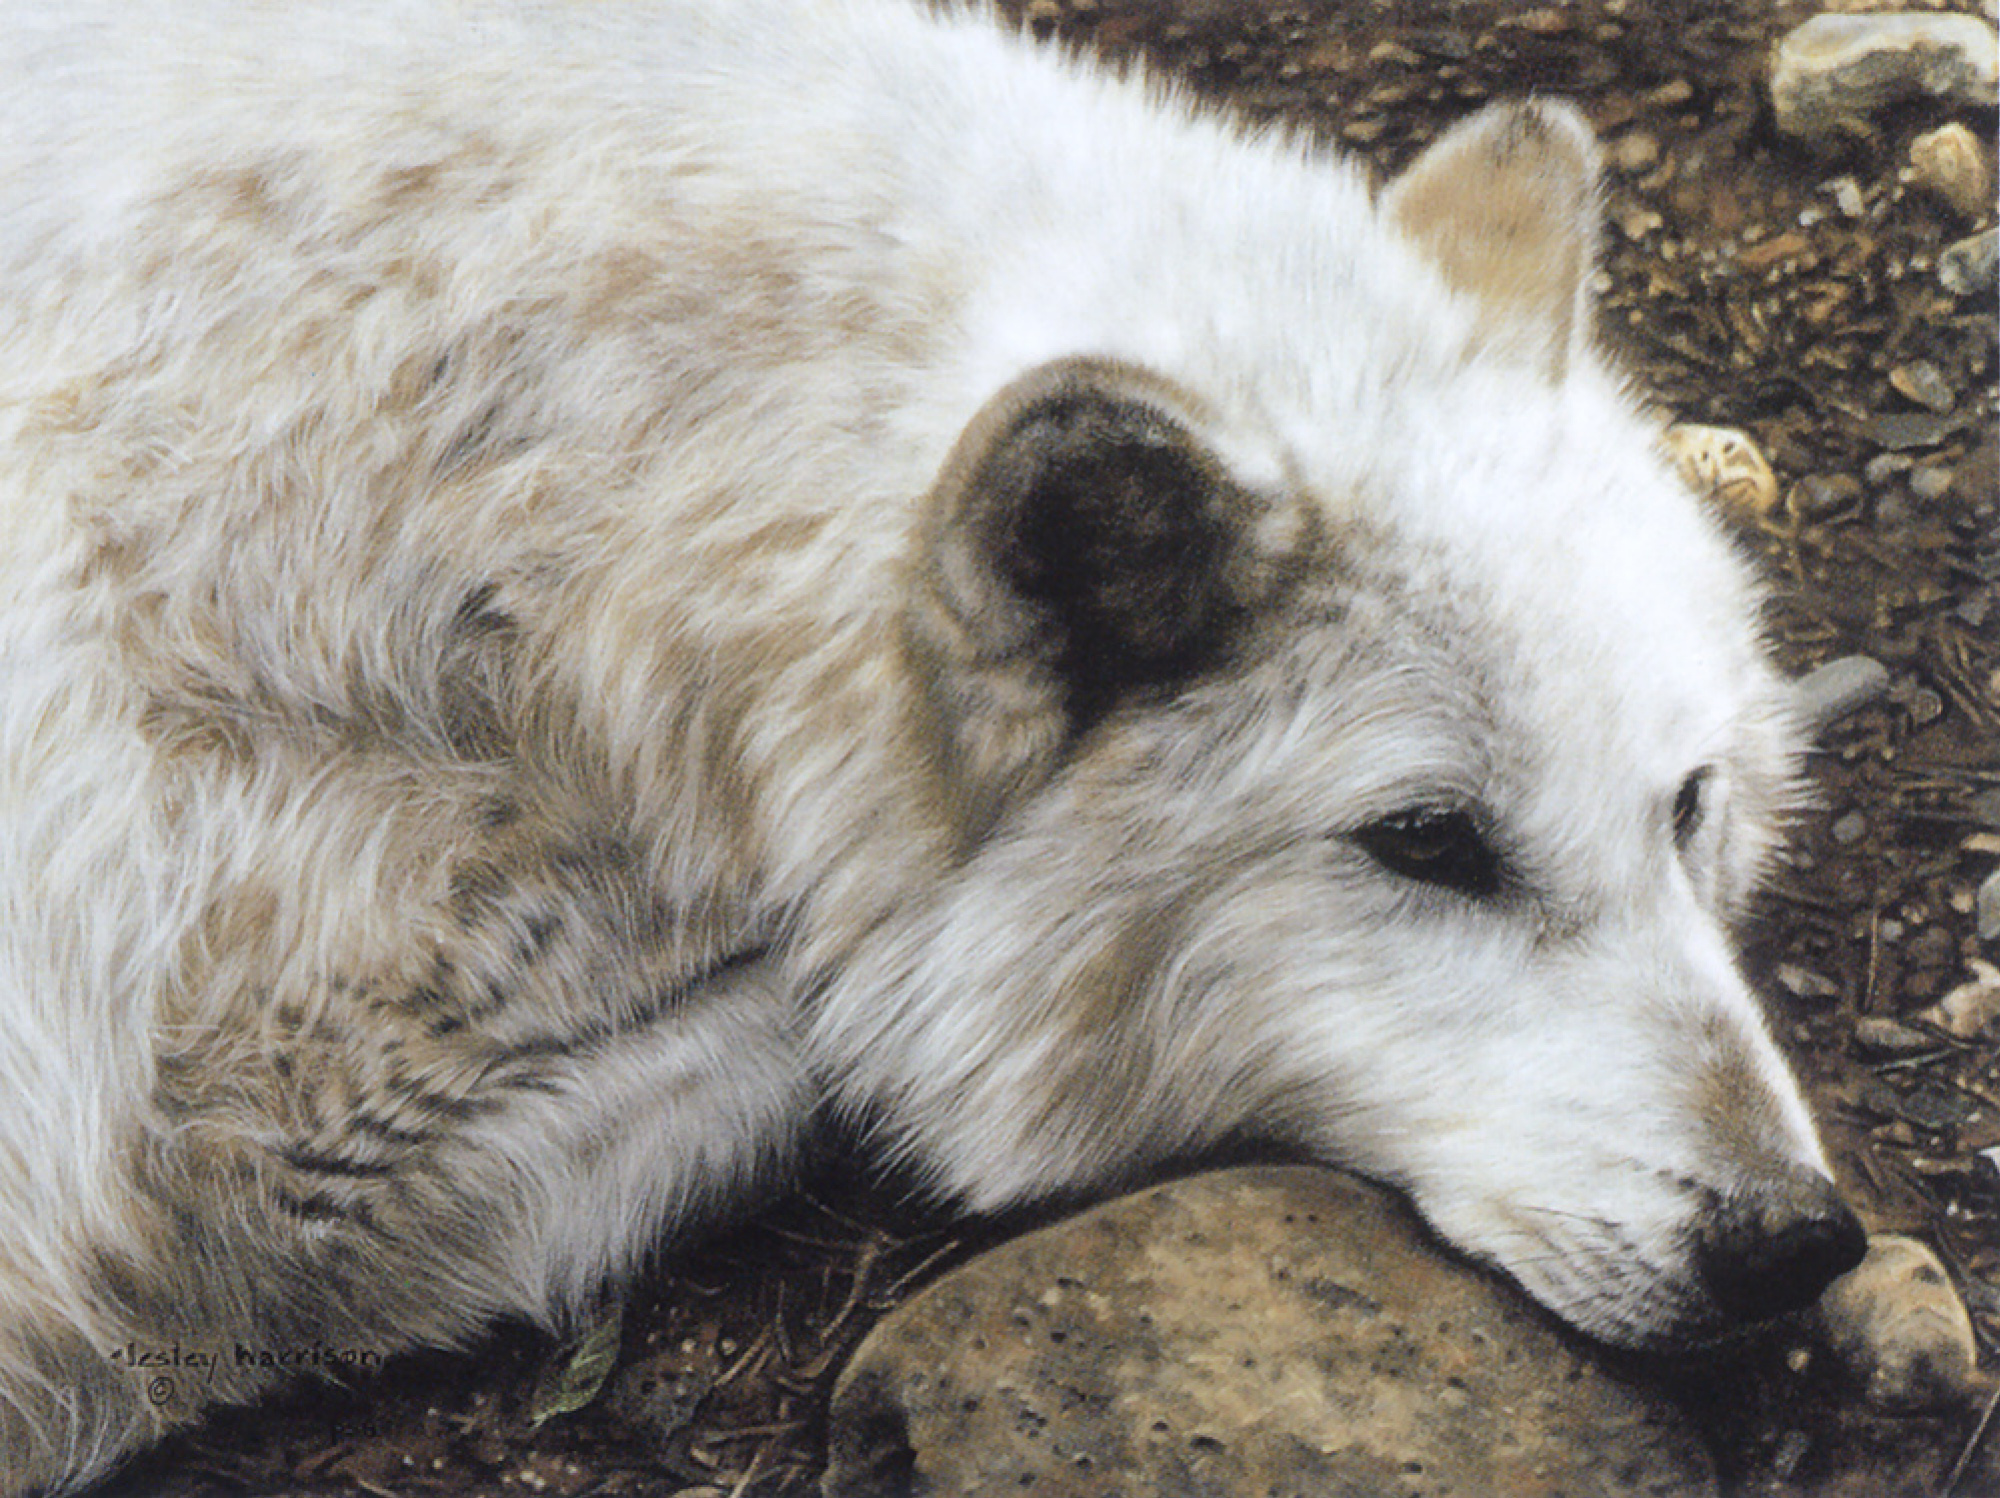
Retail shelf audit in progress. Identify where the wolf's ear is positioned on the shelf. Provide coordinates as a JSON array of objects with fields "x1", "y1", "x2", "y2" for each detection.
[
  {"x1": 1383, "y1": 99, "x2": 1601, "y2": 380},
  {"x1": 909, "y1": 357, "x2": 1312, "y2": 827}
]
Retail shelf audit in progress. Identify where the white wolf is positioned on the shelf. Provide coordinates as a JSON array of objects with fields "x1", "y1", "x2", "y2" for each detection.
[{"x1": 0, "y1": 0, "x2": 1862, "y2": 1489}]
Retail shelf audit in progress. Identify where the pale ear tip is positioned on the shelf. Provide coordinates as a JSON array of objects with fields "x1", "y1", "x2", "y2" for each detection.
[{"x1": 1498, "y1": 96, "x2": 1604, "y2": 182}]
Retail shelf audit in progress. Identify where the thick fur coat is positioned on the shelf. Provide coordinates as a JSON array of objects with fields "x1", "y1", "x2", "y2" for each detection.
[{"x1": 0, "y1": 0, "x2": 1860, "y2": 1489}]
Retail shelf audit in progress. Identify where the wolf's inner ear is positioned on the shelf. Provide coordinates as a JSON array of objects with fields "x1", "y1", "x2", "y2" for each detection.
[
  {"x1": 1382, "y1": 99, "x2": 1602, "y2": 380},
  {"x1": 910, "y1": 356, "x2": 1313, "y2": 823}
]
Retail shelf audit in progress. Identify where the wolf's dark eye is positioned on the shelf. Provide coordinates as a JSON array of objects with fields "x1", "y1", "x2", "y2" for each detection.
[
  {"x1": 1672, "y1": 768, "x2": 1711, "y2": 850},
  {"x1": 1354, "y1": 807, "x2": 1502, "y2": 898}
]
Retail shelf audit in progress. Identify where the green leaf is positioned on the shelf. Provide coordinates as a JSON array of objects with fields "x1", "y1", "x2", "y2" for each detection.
[{"x1": 529, "y1": 1300, "x2": 624, "y2": 1428}]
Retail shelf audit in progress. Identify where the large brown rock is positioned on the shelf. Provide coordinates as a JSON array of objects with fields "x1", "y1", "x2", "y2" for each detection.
[{"x1": 824, "y1": 1167, "x2": 1717, "y2": 1497}]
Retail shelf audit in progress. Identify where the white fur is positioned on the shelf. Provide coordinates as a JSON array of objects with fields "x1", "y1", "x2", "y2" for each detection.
[{"x1": 1, "y1": 1, "x2": 1844, "y2": 1491}]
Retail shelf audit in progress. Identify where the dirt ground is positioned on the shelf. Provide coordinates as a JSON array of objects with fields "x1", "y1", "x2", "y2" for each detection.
[{"x1": 100, "y1": 1, "x2": 1997, "y2": 1494}]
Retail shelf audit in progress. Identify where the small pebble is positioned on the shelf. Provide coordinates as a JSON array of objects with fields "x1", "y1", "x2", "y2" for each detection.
[
  {"x1": 1825, "y1": 175, "x2": 1867, "y2": 219},
  {"x1": 1887, "y1": 676, "x2": 1943, "y2": 726},
  {"x1": 1794, "y1": 655, "x2": 1891, "y2": 733},
  {"x1": 1889, "y1": 360, "x2": 1956, "y2": 415},
  {"x1": 1906, "y1": 925, "x2": 1957, "y2": 972},
  {"x1": 1610, "y1": 131, "x2": 1661, "y2": 175},
  {"x1": 1819, "y1": 1236, "x2": 1984, "y2": 1411},
  {"x1": 1909, "y1": 464, "x2": 1956, "y2": 504},
  {"x1": 1939, "y1": 229, "x2": 1998, "y2": 298},
  {"x1": 1832, "y1": 811, "x2": 1868, "y2": 846},
  {"x1": 1854, "y1": 1016, "x2": 1936, "y2": 1056},
  {"x1": 1771, "y1": 1430, "x2": 1812, "y2": 1482},
  {"x1": 1918, "y1": 960, "x2": 2000, "y2": 1038},
  {"x1": 1979, "y1": 867, "x2": 2000, "y2": 943},
  {"x1": 1615, "y1": 203, "x2": 1664, "y2": 240},
  {"x1": 1777, "y1": 963, "x2": 1843, "y2": 1004},
  {"x1": 1909, "y1": 122, "x2": 1993, "y2": 222},
  {"x1": 1870, "y1": 410, "x2": 1960, "y2": 452},
  {"x1": 1972, "y1": 789, "x2": 2000, "y2": 830},
  {"x1": 1864, "y1": 452, "x2": 1914, "y2": 486},
  {"x1": 1792, "y1": 472, "x2": 1862, "y2": 519}
]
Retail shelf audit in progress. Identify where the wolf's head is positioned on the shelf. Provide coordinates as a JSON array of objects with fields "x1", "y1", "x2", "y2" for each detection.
[{"x1": 816, "y1": 99, "x2": 1862, "y2": 1350}]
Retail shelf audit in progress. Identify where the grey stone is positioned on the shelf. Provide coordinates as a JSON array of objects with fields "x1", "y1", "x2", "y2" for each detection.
[
  {"x1": 1980, "y1": 866, "x2": 2000, "y2": 943},
  {"x1": 1972, "y1": 788, "x2": 2000, "y2": 830},
  {"x1": 1853, "y1": 1015, "x2": 1937, "y2": 1057},
  {"x1": 1887, "y1": 676, "x2": 1944, "y2": 726},
  {"x1": 1770, "y1": 13, "x2": 1999, "y2": 144},
  {"x1": 1888, "y1": 360, "x2": 1956, "y2": 415},
  {"x1": 1869, "y1": 408, "x2": 1968, "y2": 451},
  {"x1": 1793, "y1": 471, "x2": 1863, "y2": 520},
  {"x1": 1940, "y1": 229, "x2": 1998, "y2": 298},
  {"x1": 1794, "y1": 654, "x2": 1891, "y2": 734},
  {"x1": 1909, "y1": 462, "x2": 1957, "y2": 504},
  {"x1": 824, "y1": 1167, "x2": 1718, "y2": 1498},
  {"x1": 1918, "y1": 960, "x2": 2000, "y2": 1038},
  {"x1": 1865, "y1": 452, "x2": 1915, "y2": 486},
  {"x1": 1776, "y1": 962, "x2": 1843, "y2": 1005}
]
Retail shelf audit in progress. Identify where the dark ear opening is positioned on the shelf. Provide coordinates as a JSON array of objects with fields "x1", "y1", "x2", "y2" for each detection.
[
  {"x1": 908, "y1": 357, "x2": 1313, "y2": 829},
  {"x1": 989, "y1": 379, "x2": 1244, "y2": 727}
]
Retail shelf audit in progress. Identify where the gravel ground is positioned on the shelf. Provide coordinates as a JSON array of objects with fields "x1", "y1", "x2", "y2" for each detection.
[{"x1": 104, "y1": 1, "x2": 1997, "y2": 1494}]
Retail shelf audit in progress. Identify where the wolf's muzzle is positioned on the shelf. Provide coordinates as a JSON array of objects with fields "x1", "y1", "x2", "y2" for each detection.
[{"x1": 1693, "y1": 1174, "x2": 1867, "y2": 1323}]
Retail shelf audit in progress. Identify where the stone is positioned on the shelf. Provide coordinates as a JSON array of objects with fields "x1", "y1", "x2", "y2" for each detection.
[
  {"x1": 1662, "y1": 423, "x2": 1779, "y2": 518},
  {"x1": 1918, "y1": 961, "x2": 2000, "y2": 1038},
  {"x1": 1909, "y1": 462, "x2": 1957, "y2": 504},
  {"x1": 1981, "y1": 866, "x2": 2000, "y2": 942},
  {"x1": 1792, "y1": 471, "x2": 1863, "y2": 520},
  {"x1": 1972, "y1": 788, "x2": 2000, "y2": 830},
  {"x1": 1769, "y1": 13, "x2": 1999, "y2": 144},
  {"x1": 1864, "y1": 451, "x2": 1914, "y2": 487},
  {"x1": 1869, "y1": 408, "x2": 1965, "y2": 452},
  {"x1": 1854, "y1": 1016, "x2": 1937, "y2": 1057},
  {"x1": 824, "y1": 1167, "x2": 1718, "y2": 1497},
  {"x1": 1610, "y1": 131, "x2": 1662, "y2": 176},
  {"x1": 1776, "y1": 962, "x2": 1843, "y2": 1004},
  {"x1": 1887, "y1": 675, "x2": 1944, "y2": 727},
  {"x1": 1825, "y1": 175, "x2": 1867, "y2": 219},
  {"x1": 1794, "y1": 654, "x2": 1891, "y2": 734},
  {"x1": 1615, "y1": 202, "x2": 1665, "y2": 240},
  {"x1": 1909, "y1": 122, "x2": 1994, "y2": 222},
  {"x1": 1819, "y1": 1236, "x2": 1988, "y2": 1412},
  {"x1": 1940, "y1": 228, "x2": 1998, "y2": 298},
  {"x1": 1888, "y1": 359, "x2": 1956, "y2": 415}
]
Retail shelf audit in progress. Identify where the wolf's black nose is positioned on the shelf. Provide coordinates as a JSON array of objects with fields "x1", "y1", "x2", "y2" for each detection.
[{"x1": 1695, "y1": 1175, "x2": 1867, "y2": 1323}]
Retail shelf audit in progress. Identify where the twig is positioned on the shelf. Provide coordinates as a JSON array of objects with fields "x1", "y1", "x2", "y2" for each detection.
[
  {"x1": 1862, "y1": 906, "x2": 1882, "y2": 1016},
  {"x1": 1941, "y1": 1378, "x2": 2000, "y2": 1497},
  {"x1": 880, "y1": 1237, "x2": 966, "y2": 1303},
  {"x1": 713, "y1": 1329, "x2": 773, "y2": 1390}
]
